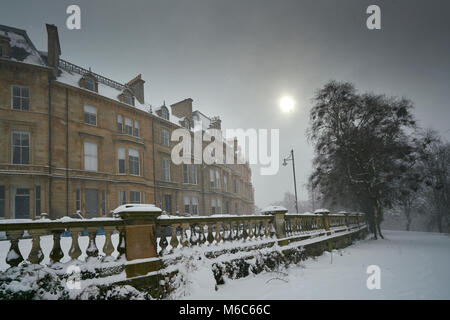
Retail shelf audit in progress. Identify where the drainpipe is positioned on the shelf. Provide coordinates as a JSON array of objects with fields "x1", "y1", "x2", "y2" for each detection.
[
  {"x1": 48, "y1": 77, "x2": 52, "y2": 218},
  {"x1": 151, "y1": 118, "x2": 157, "y2": 204}
]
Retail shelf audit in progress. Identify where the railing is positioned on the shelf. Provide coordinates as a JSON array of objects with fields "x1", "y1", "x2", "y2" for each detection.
[
  {"x1": 156, "y1": 215, "x2": 274, "y2": 256},
  {"x1": 0, "y1": 218, "x2": 125, "y2": 269},
  {"x1": 0, "y1": 207, "x2": 366, "y2": 277},
  {"x1": 284, "y1": 214, "x2": 324, "y2": 237},
  {"x1": 59, "y1": 59, "x2": 126, "y2": 91}
]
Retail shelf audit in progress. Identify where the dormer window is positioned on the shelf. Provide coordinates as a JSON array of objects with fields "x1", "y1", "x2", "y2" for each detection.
[
  {"x1": 0, "y1": 35, "x2": 10, "y2": 58},
  {"x1": 120, "y1": 89, "x2": 135, "y2": 106},
  {"x1": 84, "y1": 77, "x2": 95, "y2": 91},
  {"x1": 161, "y1": 107, "x2": 169, "y2": 120},
  {"x1": 80, "y1": 73, "x2": 98, "y2": 92},
  {"x1": 124, "y1": 92, "x2": 133, "y2": 105}
]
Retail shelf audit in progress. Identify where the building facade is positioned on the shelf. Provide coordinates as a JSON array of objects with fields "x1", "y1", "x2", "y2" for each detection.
[{"x1": 0, "y1": 24, "x2": 254, "y2": 220}]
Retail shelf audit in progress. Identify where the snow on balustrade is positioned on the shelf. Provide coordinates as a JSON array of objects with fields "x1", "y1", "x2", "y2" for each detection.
[
  {"x1": 0, "y1": 208, "x2": 365, "y2": 274},
  {"x1": 155, "y1": 214, "x2": 276, "y2": 256},
  {"x1": 0, "y1": 216, "x2": 125, "y2": 271}
]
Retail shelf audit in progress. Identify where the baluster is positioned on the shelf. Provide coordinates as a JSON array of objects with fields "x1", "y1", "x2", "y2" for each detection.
[
  {"x1": 294, "y1": 218, "x2": 299, "y2": 234},
  {"x1": 269, "y1": 221, "x2": 276, "y2": 237},
  {"x1": 6, "y1": 231, "x2": 24, "y2": 267},
  {"x1": 231, "y1": 221, "x2": 238, "y2": 240},
  {"x1": 180, "y1": 223, "x2": 190, "y2": 247},
  {"x1": 257, "y1": 220, "x2": 264, "y2": 238},
  {"x1": 28, "y1": 229, "x2": 45, "y2": 264},
  {"x1": 49, "y1": 229, "x2": 64, "y2": 265},
  {"x1": 264, "y1": 220, "x2": 270, "y2": 238},
  {"x1": 242, "y1": 221, "x2": 248, "y2": 241},
  {"x1": 189, "y1": 223, "x2": 198, "y2": 246},
  {"x1": 198, "y1": 223, "x2": 207, "y2": 245},
  {"x1": 207, "y1": 224, "x2": 214, "y2": 245},
  {"x1": 248, "y1": 220, "x2": 254, "y2": 240},
  {"x1": 222, "y1": 223, "x2": 229, "y2": 242},
  {"x1": 117, "y1": 226, "x2": 126, "y2": 259},
  {"x1": 170, "y1": 224, "x2": 180, "y2": 251},
  {"x1": 159, "y1": 225, "x2": 168, "y2": 255},
  {"x1": 85, "y1": 227, "x2": 99, "y2": 260},
  {"x1": 214, "y1": 222, "x2": 222, "y2": 244},
  {"x1": 68, "y1": 227, "x2": 83, "y2": 261},
  {"x1": 102, "y1": 226, "x2": 116, "y2": 261}
]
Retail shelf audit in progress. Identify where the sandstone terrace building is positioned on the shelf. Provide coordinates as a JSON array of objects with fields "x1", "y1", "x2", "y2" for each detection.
[{"x1": 0, "y1": 24, "x2": 254, "y2": 220}]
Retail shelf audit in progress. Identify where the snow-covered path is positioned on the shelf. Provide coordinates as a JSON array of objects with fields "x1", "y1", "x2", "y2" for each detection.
[{"x1": 187, "y1": 230, "x2": 450, "y2": 299}]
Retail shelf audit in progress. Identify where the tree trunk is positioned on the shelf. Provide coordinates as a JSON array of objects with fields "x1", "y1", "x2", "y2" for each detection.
[{"x1": 375, "y1": 205, "x2": 384, "y2": 239}]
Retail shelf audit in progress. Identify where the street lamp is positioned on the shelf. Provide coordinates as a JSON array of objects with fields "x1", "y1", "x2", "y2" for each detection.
[{"x1": 282, "y1": 149, "x2": 299, "y2": 213}]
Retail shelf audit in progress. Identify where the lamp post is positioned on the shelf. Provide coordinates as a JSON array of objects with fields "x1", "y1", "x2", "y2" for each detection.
[{"x1": 283, "y1": 149, "x2": 299, "y2": 213}]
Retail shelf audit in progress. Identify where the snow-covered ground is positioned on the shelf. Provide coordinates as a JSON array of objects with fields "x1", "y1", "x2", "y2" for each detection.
[{"x1": 186, "y1": 230, "x2": 450, "y2": 299}]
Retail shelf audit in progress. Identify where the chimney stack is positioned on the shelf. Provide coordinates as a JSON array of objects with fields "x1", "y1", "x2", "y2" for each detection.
[
  {"x1": 126, "y1": 74, "x2": 145, "y2": 104},
  {"x1": 170, "y1": 98, "x2": 193, "y2": 119},
  {"x1": 45, "y1": 24, "x2": 61, "y2": 78},
  {"x1": 209, "y1": 116, "x2": 221, "y2": 130}
]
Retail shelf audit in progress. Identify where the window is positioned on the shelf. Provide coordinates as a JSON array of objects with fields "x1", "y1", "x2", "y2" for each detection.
[
  {"x1": 182, "y1": 164, "x2": 189, "y2": 184},
  {"x1": 101, "y1": 190, "x2": 106, "y2": 216},
  {"x1": 192, "y1": 197, "x2": 198, "y2": 215},
  {"x1": 118, "y1": 147, "x2": 126, "y2": 174},
  {"x1": 0, "y1": 186, "x2": 5, "y2": 218},
  {"x1": 124, "y1": 92, "x2": 133, "y2": 105},
  {"x1": 119, "y1": 190, "x2": 127, "y2": 206},
  {"x1": 12, "y1": 85, "x2": 29, "y2": 111},
  {"x1": 84, "y1": 142, "x2": 98, "y2": 171},
  {"x1": 184, "y1": 196, "x2": 190, "y2": 214},
  {"x1": 0, "y1": 46, "x2": 3, "y2": 57},
  {"x1": 15, "y1": 188, "x2": 30, "y2": 219},
  {"x1": 162, "y1": 158, "x2": 170, "y2": 181},
  {"x1": 235, "y1": 203, "x2": 238, "y2": 214},
  {"x1": 184, "y1": 119, "x2": 190, "y2": 129},
  {"x1": 134, "y1": 120, "x2": 140, "y2": 137},
  {"x1": 161, "y1": 107, "x2": 169, "y2": 120},
  {"x1": 234, "y1": 179, "x2": 238, "y2": 193},
  {"x1": 190, "y1": 165, "x2": 197, "y2": 185},
  {"x1": 129, "y1": 148, "x2": 140, "y2": 176},
  {"x1": 161, "y1": 129, "x2": 169, "y2": 147},
  {"x1": 224, "y1": 174, "x2": 228, "y2": 192},
  {"x1": 210, "y1": 169, "x2": 214, "y2": 188},
  {"x1": 215, "y1": 170, "x2": 221, "y2": 188},
  {"x1": 117, "y1": 115, "x2": 123, "y2": 133},
  {"x1": 11, "y1": 131, "x2": 30, "y2": 164},
  {"x1": 211, "y1": 198, "x2": 216, "y2": 215},
  {"x1": 125, "y1": 118, "x2": 133, "y2": 135},
  {"x1": 84, "y1": 77, "x2": 95, "y2": 91},
  {"x1": 76, "y1": 189, "x2": 81, "y2": 211},
  {"x1": 217, "y1": 198, "x2": 222, "y2": 214},
  {"x1": 130, "y1": 191, "x2": 141, "y2": 204},
  {"x1": 35, "y1": 186, "x2": 41, "y2": 217},
  {"x1": 84, "y1": 105, "x2": 97, "y2": 126}
]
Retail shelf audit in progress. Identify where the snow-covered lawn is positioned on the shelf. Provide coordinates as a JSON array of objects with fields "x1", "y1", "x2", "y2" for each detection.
[{"x1": 186, "y1": 230, "x2": 450, "y2": 299}]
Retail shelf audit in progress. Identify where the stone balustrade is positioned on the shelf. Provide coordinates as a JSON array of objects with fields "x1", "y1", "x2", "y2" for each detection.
[
  {"x1": 156, "y1": 215, "x2": 275, "y2": 256},
  {"x1": 0, "y1": 218, "x2": 125, "y2": 269},
  {"x1": 0, "y1": 205, "x2": 365, "y2": 280}
]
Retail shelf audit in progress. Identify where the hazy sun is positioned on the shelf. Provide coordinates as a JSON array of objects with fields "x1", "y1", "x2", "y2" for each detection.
[{"x1": 279, "y1": 96, "x2": 295, "y2": 113}]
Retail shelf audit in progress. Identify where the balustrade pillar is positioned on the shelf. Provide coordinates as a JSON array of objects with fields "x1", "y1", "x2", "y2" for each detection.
[
  {"x1": 6, "y1": 231, "x2": 24, "y2": 267},
  {"x1": 117, "y1": 206, "x2": 163, "y2": 278},
  {"x1": 117, "y1": 207, "x2": 162, "y2": 261},
  {"x1": 102, "y1": 227, "x2": 116, "y2": 261},
  {"x1": 28, "y1": 229, "x2": 45, "y2": 264},
  {"x1": 68, "y1": 227, "x2": 83, "y2": 261},
  {"x1": 49, "y1": 230, "x2": 64, "y2": 265}
]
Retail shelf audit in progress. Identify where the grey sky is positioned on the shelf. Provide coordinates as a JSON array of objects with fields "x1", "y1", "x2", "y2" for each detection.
[{"x1": 1, "y1": 0, "x2": 449, "y2": 209}]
